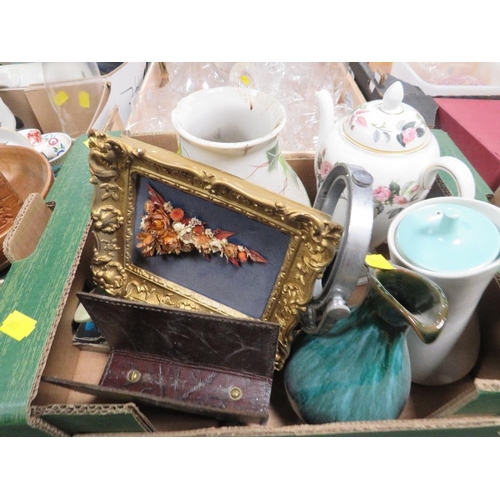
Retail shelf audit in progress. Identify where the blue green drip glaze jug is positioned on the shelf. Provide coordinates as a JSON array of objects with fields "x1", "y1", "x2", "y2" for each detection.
[{"x1": 284, "y1": 265, "x2": 448, "y2": 424}]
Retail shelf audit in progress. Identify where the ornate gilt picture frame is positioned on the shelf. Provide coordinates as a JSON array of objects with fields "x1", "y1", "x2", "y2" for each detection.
[{"x1": 87, "y1": 131, "x2": 341, "y2": 368}]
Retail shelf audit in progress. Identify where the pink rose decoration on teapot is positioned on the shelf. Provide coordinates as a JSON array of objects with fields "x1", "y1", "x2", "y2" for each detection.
[{"x1": 315, "y1": 81, "x2": 476, "y2": 250}]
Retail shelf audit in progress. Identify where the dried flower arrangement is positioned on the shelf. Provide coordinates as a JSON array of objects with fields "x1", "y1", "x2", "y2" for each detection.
[{"x1": 136, "y1": 185, "x2": 267, "y2": 267}]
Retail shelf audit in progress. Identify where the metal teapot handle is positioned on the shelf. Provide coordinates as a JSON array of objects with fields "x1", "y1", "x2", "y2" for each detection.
[{"x1": 301, "y1": 163, "x2": 374, "y2": 335}]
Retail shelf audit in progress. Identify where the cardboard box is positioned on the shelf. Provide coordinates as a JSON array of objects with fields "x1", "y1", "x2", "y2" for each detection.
[
  {"x1": 0, "y1": 62, "x2": 148, "y2": 135},
  {"x1": 1, "y1": 129, "x2": 500, "y2": 437},
  {"x1": 435, "y1": 98, "x2": 500, "y2": 192}
]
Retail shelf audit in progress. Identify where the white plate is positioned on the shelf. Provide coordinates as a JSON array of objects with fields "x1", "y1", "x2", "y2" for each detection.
[{"x1": 0, "y1": 127, "x2": 33, "y2": 148}]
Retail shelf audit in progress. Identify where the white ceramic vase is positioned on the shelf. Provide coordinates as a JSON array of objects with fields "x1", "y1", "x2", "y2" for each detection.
[{"x1": 171, "y1": 86, "x2": 311, "y2": 207}]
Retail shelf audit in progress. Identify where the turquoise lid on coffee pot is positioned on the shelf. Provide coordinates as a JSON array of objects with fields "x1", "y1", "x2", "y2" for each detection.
[{"x1": 395, "y1": 202, "x2": 500, "y2": 273}]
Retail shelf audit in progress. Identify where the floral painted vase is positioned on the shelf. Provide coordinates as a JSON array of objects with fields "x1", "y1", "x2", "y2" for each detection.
[
  {"x1": 315, "y1": 81, "x2": 475, "y2": 249},
  {"x1": 283, "y1": 264, "x2": 448, "y2": 424},
  {"x1": 171, "y1": 87, "x2": 311, "y2": 207}
]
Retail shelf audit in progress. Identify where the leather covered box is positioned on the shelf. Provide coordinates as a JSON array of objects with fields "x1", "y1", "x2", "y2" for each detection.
[
  {"x1": 1, "y1": 129, "x2": 500, "y2": 436},
  {"x1": 435, "y1": 97, "x2": 500, "y2": 192}
]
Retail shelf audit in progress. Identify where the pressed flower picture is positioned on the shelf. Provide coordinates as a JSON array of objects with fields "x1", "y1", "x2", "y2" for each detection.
[
  {"x1": 89, "y1": 132, "x2": 341, "y2": 368},
  {"x1": 137, "y1": 184, "x2": 267, "y2": 266},
  {"x1": 132, "y1": 176, "x2": 291, "y2": 318}
]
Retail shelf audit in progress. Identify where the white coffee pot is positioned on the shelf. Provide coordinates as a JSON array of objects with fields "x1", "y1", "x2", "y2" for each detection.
[
  {"x1": 315, "y1": 81, "x2": 476, "y2": 249},
  {"x1": 388, "y1": 196, "x2": 500, "y2": 385}
]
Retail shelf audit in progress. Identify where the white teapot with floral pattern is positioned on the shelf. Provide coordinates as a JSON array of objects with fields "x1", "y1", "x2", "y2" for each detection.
[{"x1": 315, "y1": 81, "x2": 476, "y2": 249}]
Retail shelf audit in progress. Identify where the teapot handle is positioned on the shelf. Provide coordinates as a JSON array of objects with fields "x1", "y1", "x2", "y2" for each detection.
[
  {"x1": 420, "y1": 156, "x2": 476, "y2": 199},
  {"x1": 301, "y1": 163, "x2": 374, "y2": 336}
]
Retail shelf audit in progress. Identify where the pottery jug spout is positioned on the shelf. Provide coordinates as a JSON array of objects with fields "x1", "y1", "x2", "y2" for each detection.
[
  {"x1": 316, "y1": 89, "x2": 336, "y2": 148},
  {"x1": 369, "y1": 265, "x2": 448, "y2": 345}
]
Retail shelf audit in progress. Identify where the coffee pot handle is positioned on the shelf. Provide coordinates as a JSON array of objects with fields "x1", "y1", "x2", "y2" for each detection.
[
  {"x1": 420, "y1": 156, "x2": 476, "y2": 199},
  {"x1": 301, "y1": 163, "x2": 374, "y2": 335}
]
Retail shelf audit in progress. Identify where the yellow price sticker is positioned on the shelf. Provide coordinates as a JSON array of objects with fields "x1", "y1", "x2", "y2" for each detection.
[
  {"x1": 365, "y1": 254, "x2": 394, "y2": 270},
  {"x1": 53, "y1": 91, "x2": 69, "y2": 107},
  {"x1": 239, "y1": 74, "x2": 250, "y2": 86},
  {"x1": 79, "y1": 90, "x2": 90, "y2": 109},
  {"x1": 0, "y1": 310, "x2": 37, "y2": 341}
]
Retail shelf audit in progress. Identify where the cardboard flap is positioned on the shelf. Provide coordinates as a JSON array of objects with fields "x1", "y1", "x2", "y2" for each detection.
[
  {"x1": 3, "y1": 192, "x2": 53, "y2": 263},
  {"x1": 24, "y1": 80, "x2": 110, "y2": 136},
  {"x1": 24, "y1": 87, "x2": 61, "y2": 133},
  {"x1": 1, "y1": 63, "x2": 147, "y2": 135},
  {"x1": 141, "y1": 62, "x2": 169, "y2": 90},
  {"x1": 100, "y1": 104, "x2": 125, "y2": 133},
  {"x1": 32, "y1": 402, "x2": 156, "y2": 434},
  {"x1": 491, "y1": 187, "x2": 500, "y2": 207}
]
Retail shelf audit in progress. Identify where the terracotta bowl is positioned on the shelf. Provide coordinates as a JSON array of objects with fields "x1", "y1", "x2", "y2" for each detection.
[{"x1": 0, "y1": 145, "x2": 54, "y2": 270}]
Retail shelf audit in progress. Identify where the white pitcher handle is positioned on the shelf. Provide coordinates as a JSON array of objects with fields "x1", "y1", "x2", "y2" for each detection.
[{"x1": 420, "y1": 156, "x2": 476, "y2": 199}]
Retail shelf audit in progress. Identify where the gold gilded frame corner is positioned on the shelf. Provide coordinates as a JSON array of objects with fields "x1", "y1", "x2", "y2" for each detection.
[{"x1": 87, "y1": 130, "x2": 341, "y2": 369}]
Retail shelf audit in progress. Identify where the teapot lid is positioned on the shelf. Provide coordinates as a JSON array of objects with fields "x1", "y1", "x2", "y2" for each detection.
[
  {"x1": 395, "y1": 202, "x2": 500, "y2": 273},
  {"x1": 343, "y1": 81, "x2": 430, "y2": 153}
]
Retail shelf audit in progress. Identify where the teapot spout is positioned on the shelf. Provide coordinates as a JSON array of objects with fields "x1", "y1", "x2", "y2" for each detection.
[{"x1": 316, "y1": 89, "x2": 336, "y2": 147}]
